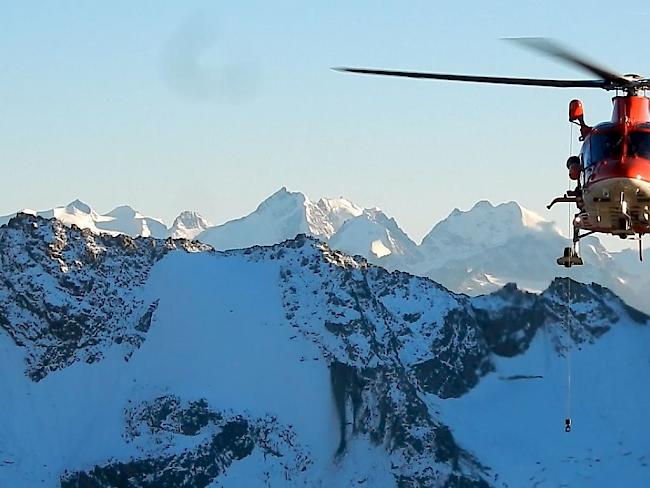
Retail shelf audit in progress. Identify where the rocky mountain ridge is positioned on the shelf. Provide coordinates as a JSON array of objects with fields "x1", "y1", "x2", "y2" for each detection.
[
  {"x1": 5, "y1": 190, "x2": 648, "y2": 313},
  {"x1": 6, "y1": 190, "x2": 648, "y2": 316},
  {"x1": 1, "y1": 213, "x2": 647, "y2": 487}
]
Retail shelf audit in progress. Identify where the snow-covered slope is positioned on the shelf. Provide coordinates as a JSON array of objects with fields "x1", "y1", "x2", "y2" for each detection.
[
  {"x1": 1, "y1": 213, "x2": 648, "y2": 487},
  {"x1": 374, "y1": 200, "x2": 649, "y2": 314},
  {"x1": 93, "y1": 205, "x2": 168, "y2": 238},
  {"x1": 439, "y1": 282, "x2": 650, "y2": 487},
  {"x1": 14, "y1": 199, "x2": 114, "y2": 235},
  {"x1": 197, "y1": 188, "x2": 311, "y2": 250},
  {"x1": 419, "y1": 200, "x2": 561, "y2": 268},
  {"x1": 328, "y1": 208, "x2": 420, "y2": 259},
  {"x1": 197, "y1": 187, "x2": 363, "y2": 250}
]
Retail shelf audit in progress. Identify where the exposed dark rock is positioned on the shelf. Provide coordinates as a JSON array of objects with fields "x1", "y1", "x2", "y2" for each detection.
[
  {"x1": 62, "y1": 396, "x2": 311, "y2": 488},
  {"x1": 0, "y1": 214, "x2": 208, "y2": 381},
  {"x1": 1, "y1": 216, "x2": 646, "y2": 487}
]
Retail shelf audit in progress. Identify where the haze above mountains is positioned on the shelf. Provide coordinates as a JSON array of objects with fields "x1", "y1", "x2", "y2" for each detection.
[{"x1": 3, "y1": 187, "x2": 649, "y2": 313}]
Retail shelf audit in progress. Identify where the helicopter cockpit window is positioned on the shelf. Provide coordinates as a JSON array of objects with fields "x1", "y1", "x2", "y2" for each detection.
[
  {"x1": 627, "y1": 131, "x2": 650, "y2": 159},
  {"x1": 584, "y1": 131, "x2": 623, "y2": 166}
]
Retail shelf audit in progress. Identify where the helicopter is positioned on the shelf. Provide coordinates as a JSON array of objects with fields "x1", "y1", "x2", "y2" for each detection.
[{"x1": 335, "y1": 38, "x2": 650, "y2": 267}]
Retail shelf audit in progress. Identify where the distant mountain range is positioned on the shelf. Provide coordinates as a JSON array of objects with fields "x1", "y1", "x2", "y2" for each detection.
[
  {"x1": 0, "y1": 200, "x2": 211, "y2": 241},
  {"x1": 3, "y1": 187, "x2": 649, "y2": 313}
]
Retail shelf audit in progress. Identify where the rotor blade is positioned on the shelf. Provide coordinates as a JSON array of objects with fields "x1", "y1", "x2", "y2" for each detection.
[
  {"x1": 505, "y1": 37, "x2": 629, "y2": 85},
  {"x1": 333, "y1": 67, "x2": 606, "y2": 88}
]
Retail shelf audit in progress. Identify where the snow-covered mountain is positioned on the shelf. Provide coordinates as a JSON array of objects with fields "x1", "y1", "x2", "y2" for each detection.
[
  {"x1": 1, "y1": 199, "x2": 112, "y2": 235},
  {"x1": 328, "y1": 207, "x2": 420, "y2": 259},
  {"x1": 197, "y1": 187, "x2": 364, "y2": 250},
  {"x1": 95, "y1": 205, "x2": 168, "y2": 238},
  {"x1": 193, "y1": 190, "x2": 650, "y2": 314},
  {"x1": 373, "y1": 200, "x2": 650, "y2": 315},
  {"x1": 195, "y1": 188, "x2": 421, "y2": 262},
  {"x1": 0, "y1": 201, "x2": 210, "y2": 241},
  {"x1": 419, "y1": 200, "x2": 560, "y2": 268},
  {"x1": 169, "y1": 211, "x2": 213, "y2": 240},
  {"x1": 4, "y1": 191, "x2": 650, "y2": 314},
  {"x1": 1, "y1": 213, "x2": 648, "y2": 487}
]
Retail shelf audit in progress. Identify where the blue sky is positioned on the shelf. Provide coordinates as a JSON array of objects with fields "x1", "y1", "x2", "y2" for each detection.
[{"x1": 2, "y1": 1, "x2": 649, "y2": 244}]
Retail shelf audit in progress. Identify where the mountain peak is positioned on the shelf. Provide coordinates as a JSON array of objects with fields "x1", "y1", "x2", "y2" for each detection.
[
  {"x1": 307, "y1": 195, "x2": 363, "y2": 239},
  {"x1": 256, "y1": 187, "x2": 307, "y2": 212},
  {"x1": 170, "y1": 211, "x2": 212, "y2": 240},
  {"x1": 105, "y1": 205, "x2": 140, "y2": 219},
  {"x1": 65, "y1": 199, "x2": 92, "y2": 214},
  {"x1": 424, "y1": 201, "x2": 552, "y2": 244},
  {"x1": 199, "y1": 189, "x2": 365, "y2": 250},
  {"x1": 471, "y1": 199, "x2": 494, "y2": 210},
  {"x1": 328, "y1": 206, "x2": 418, "y2": 259},
  {"x1": 467, "y1": 200, "x2": 542, "y2": 226},
  {"x1": 316, "y1": 196, "x2": 362, "y2": 211},
  {"x1": 417, "y1": 201, "x2": 560, "y2": 273},
  {"x1": 174, "y1": 210, "x2": 209, "y2": 223},
  {"x1": 96, "y1": 206, "x2": 167, "y2": 239},
  {"x1": 267, "y1": 186, "x2": 300, "y2": 201}
]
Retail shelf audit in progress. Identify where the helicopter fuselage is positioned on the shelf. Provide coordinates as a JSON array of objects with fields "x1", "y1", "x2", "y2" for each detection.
[
  {"x1": 579, "y1": 174, "x2": 650, "y2": 237},
  {"x1": 574, "y1": 96, "x2": 650, "y2": 237}
]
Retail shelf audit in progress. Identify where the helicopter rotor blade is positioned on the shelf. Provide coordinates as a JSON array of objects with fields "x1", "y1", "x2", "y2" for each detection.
[
  {"x1": 505, "y1": 37, "x2": 630, "y2": 85},
  {"x1": 333, "y1": 67, "x2": 607, "y2": 88}
]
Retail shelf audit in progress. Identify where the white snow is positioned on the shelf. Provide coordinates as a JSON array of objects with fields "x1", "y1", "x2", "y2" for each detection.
[
  {"x1": 136, "y1": 251, "x2": 341, "y2": 470},
  {"x1": 96, "y1": 205, "x2": 168, "y2": 238},
  {"x1": 5, "y1": 192, "x2": 650, "y2": 315},
  {"x1": 198, "y1": 188, "x2": 312, "y2": 250},
  {"x1": 0, "y1": 249, "x2": 363, "y2": 487},
  {"x1": 437, "y1": 319, "x2": 650, "y2": 487},
  {"x1": 168, "y1": 210, "x2": 212, "y2": 240},
  {"x1": 307, "y1": 196, "x2": 364, "y2": 238},
  {"x1": 2, "y1": 218, "x2": 649, "y2": 486},
  {"x1": 0, "y1": 201, "x2": 204, "y2": 241},
  {"x1": 419, "y1": 200, "x2": 560, "y2": 265},
  {"x1": 328, "y1": 208, "x2": 419, "y2": 260},
  {"x1": 371, "y1": 239, "x2": 392, "y2": 257},
  {"x1": 197, "y1": 187, "x2": 364, "y2": 250},
  {"x1": 320, "y1": 437, "x2": 395, "y2": 487}
]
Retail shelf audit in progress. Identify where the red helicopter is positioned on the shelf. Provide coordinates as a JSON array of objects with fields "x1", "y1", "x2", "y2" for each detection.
[{"x1": 336, "y1": 38, "x2": 650, "y2": 267}]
